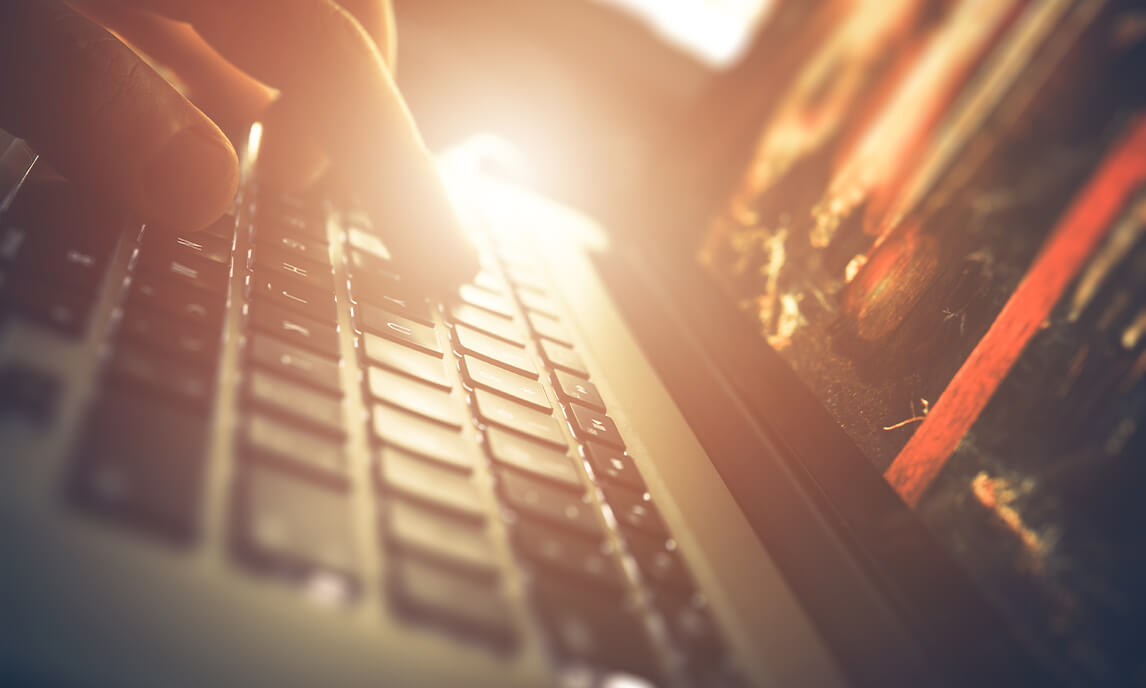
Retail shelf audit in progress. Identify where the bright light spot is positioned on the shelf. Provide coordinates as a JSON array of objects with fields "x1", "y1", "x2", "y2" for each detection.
[{"x1": 594, "y1": 0, "x2": 775, "y2": 66}]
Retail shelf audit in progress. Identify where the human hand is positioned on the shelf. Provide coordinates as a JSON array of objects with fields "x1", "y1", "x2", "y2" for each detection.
[{"x1": 1, "y1": 0, "x2": 478, "y2": 292}]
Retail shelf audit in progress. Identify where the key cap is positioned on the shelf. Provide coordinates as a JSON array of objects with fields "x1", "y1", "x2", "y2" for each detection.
[
  {"x1": 106, "y1": 345, "x2": 214, "y2": 411},
  {"x1": 485, "y1": 426, "x2": 580, "y2": 488},
  {"x1": 231, "y1": 463, "x2": 359, "y2": 599},
  {"x1": 202, "y1": 212, "x2": 238, "y2": 240},
  {"x1": 248, "y1": 334, "x2": 343, "y2": 395},
  {"x1": 497, "y1": 470, "x2": 602, "y2": 538},
  {"x1": 656, "y1": 593, "x2": 725, "y2": 670},
  {"x1": 473, "y1": 389, "x2": 565, "y2": 448},
  {"x1": 250, "y1": 245, "x2": 333, "y2": 291},
  {"x1": 69, "y1": 391, "x2": 207, "y2": 544},
  {"x1": 528, "y1": 312, "x2": 573, "y2": 345},
  {"x1": 118, "y1": 304, "x2": 221, "y2": 370},
  {"x1": 623, "y1": 530, "x2": 693, "y2": 593},
  {"x1": 247, "y1": 268, "x2": 336, "y2": 323},
  {"x1": 128, "y1": 271, "x2": 225, "y2": 330},
  {"x1": 18, "y1": 222, "x2": 115, "y2": 291},
  {"x1": 453, "y1": 324, "x2": 537, "y2": 378},
  {"x1": 360, "y1": 333, "x2": 449, "y2": 389},
  {"x1": 377, "y1": 447, "x2": 485, "y2": 521},
  {"x1": 518, "y1": 289, "x2": 559, "y2": 318},
  {"x1": 137, "y1": 249, "x2": 229, "y2": 294},
  {"x1": 506, "y1": 264, "x2": 547, "y2": 293},
  {"x1": 0, "y1": 364, "x2": 59, "y2": 425},
  {"x1": 552, "y1": 370, "x2": 604, "y2": 411},
  {"x1": 346, "y1": 226, "x2": 390, "y2": 261},
  {"x1": 142, "y1": 226, "x2": 231, "y2": 265},
  {"x1": 386, "y1": 499, "x2": 499, "y2": 578},
  {"x1": 244, "y1": 370, "x2": 346, "y2": 437},
  {"x1": 448, "y1": 302, "x2": 524, "y2": 345},
  {"x1": 372, "y1": 404, "x2": 475, "y2": 472},
  {"x1": 601, "y1": 482, "x2": 667, "y2": 537},
  {"x1": 582, "y1": 441, "x2": 645, "y2": 491},
  {"x1": 240, "y1": 412, "x2": 346, "y2": 481},
  {"x1": 471, "y1": 270, "x2": 508, "y2": 295},
  {"x1": 259, "y1": 202, "x2": 328, "y2": 243},
  {"x1": 357, "y1": 304, "x2": 442, "y2": 355},
  {"x1": 247, "y1": 298, "x2": 341, "y2": 358},
  {"x1": 348, "y1": 278, "x2": 433, "y2": 325},
  {"x1": 539, "y1": 340, "x2": 588, "y2": 378},
  {"x1": 568, "y1": 405, "x2": 625, "y2": 449},
  {"x1": 366, "y1": 366, "x2": 463, "y2": 428},
  {"x1": 462, "y1": 355, "x2": 550, "y2": 411},
  {"x1": 256, "y1": 228, "x2": 330, "y2": 266},
  {"x1": 512, "y1": 520, "x2": 625, "y2": 593},
  {"x1": 389, "y1": 555, "x2": 515, "y2": 647},
  {"x1": 1, "y1": 274, "x2": 95, "y2": 337},
  {"x1": 458, "y1": 284, "x2": 516, "y2": 319}
]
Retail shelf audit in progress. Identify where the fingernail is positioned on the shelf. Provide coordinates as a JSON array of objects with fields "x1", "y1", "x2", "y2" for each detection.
[{"x1": 142, "y1": 126, "x2": 238, "y2": 230}]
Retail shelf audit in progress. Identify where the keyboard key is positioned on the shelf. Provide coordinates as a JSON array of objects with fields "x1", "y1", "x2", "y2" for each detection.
[
  {"x1": 247, "y1": 268, "x2": 337, "y2": 323},
  {"x1": 357, "y1": 304, "x2": 441, "y2": 355},
  {"x1": 497, "y1": 470, "x2": 602, "y2": 539},
  {"x1": 366, "y1": 366, "x2": 463, "y2": 428},
  {"x1": 348, "y1": 277, "x2": 433, "y2": 325},
  {"x1": 1, "y1": 274, "x2": 96, "y2": 337},
  {"x1": 346, "y1": 226, "x2": 390, "y2": 261},
  {"x1": 259, "y1": 202, "x2": 328, "y2": 242},
  {"x1": 582, "y1": 441, "x2": 645, "y2": 492},
  {"x1": 244, "y1": 370, "x2": 346, "y2": 437},
  {"x1": 386, "y1": 499, "x2": 499, "y2": 578},
  {"x1": 552, "y1": 370, "x2": 604, "y2": 411},
  {"x1": 137, "y1": 249, "x2": 229, "y2": 294},
  {"x1": 512, "y1": 520, "x2": 625, "y2": 593},
  {"x1": 485, "y1": 426, "x2": 580, "y2": 488},
  {"x1": 360, "y1": 333, "x2": 449, "y2": 389},
  {"x1": 69, "y1": 391, "x2": 207, "y2": 544},
  {"x1": 656, "y1": 593, "x2": 725, "y2": 670},
  {"x1": 601, "y1": 482, "x2": 667, "y2": 537},
  {"x1": 453, "y1": 325, "x2": 537, "y2": 378},
  {"x1": 128, "y1": 271, "x2": 225, "y2": 330},
  {"x1": 471, "y1": 270, "x2": 508, "y2": 295},
  {"x1": 377, "y1": 447, "x2": 486, "y2": 521},
  {"x1": 250, "y1": 244, "x2": 333, "y2": 291},
  {"x1": 473, "y1": 389, "x2": 565, "y2": 448},
  {"x1": 347, "y1": 246, "x2": 392, "y2": 277},
  {"x1": 372, "y1": 404, "x2": 476, "y2": 472},
  {"x1": 202, "y1": 212, "x2": 238, "y2": 240},
  {"x1": 142, "y1": 226, "x2": 231, "y2": 265},
  {"x1": 461, "y1": 355, "x2": 550, "y2": 411},
  {"x1": 256, "y1": 227, "x2": 330, "y2": 265},
  {"x1": 568, "y1": 405, "x2": 625, "y2": 449},
  {"x1": 528, "y1": 312, "x2": 572, "y2": 345},
  {"x1": 118, "y1": 304, "x2": 221, "y2": 370},
  {"x1": 248, "y1": 334, "x2": 343, "y2": 395},
  {"x1": 389, "y1": 555, "x2": 515, "y2": 647},
  {"x1": 106, "y1": 345, "x2": 214, "y2": 411},
  {"x1": 18, "y1": 222, "x2": 115, "y2": 291},
  {"x1": 231, "y1": 463, "x2": 359, "y2": 598},
  {"x1": 240, "y1": 412, "x2": 346, "y2": 481},
  {"x1": 247, "y1": 298, "x2": 341, "y2": 358},
  {"x1": 506, "y1": 264, "x2": 547, "y2": 293},
  {"x1": 517, "y1": 289, "x2": 559, "y2": 318},
  {"x1": 539, "y1": 340, "x2": 588, "y2": 378},
  {"x1": 623, "y1": 530, "x2": 693, "y2": 593},
  {"x1": 0, "y1": 363, "x2": 59, "y2": 425},
  {"x1": 448, "y1": 302, "x2": 524, "y2": 345},
  {"x1": 458, "y1": 284, "x2": 516, "y2": 319}
]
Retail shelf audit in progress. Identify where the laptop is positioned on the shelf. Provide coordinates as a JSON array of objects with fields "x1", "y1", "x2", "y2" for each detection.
[{"x1": 2, "y1": 0, "x2": 1143, "y2": 685}]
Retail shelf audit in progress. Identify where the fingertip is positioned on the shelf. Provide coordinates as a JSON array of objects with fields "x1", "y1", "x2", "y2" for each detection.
[{"x1": 140, "y1": 124, "x2": 239, "y2": 231}]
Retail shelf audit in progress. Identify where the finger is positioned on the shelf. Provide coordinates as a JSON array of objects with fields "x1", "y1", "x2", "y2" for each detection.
[
  {"x1": 129, "y1": 0, "x2": 478, "y2": 291},
  {"x1": 336, "y1": 0, "x2": 397, "y2": 68},
  {"x1": 0, "y1": 0, "x2": 238, "y2": 232}
]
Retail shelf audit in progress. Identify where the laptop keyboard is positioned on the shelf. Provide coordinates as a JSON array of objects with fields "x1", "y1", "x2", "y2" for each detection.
[{"x1": 2, "y1": 183, "x2": 744, "y2": 687}]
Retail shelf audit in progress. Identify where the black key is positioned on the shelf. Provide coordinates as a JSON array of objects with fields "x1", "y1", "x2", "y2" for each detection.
[
  {"x1": 473, "y1": 389, "x2": 565, "y2": 448},
  {"x1": 552, "y1": 370, "x2": 604, "y2": 411},
  {"x1": 386, "y1": 499, "x2": 499, "y2": 578},
  {"x1": 497, "y1": 470, "x2": 602, "y2": 538},
  {"x1": 372, "y1": 404, "x2": 476, "y2": 472},
  {"x1": 248, "y1": 334, "x2": 343, "y2": 395},
  {"x1": 141, "y1": 226, "x2": 231, "y2": 265},
  {"x1": 0, "y1": 364, "x2": 59, "y2": 425},
  {"x1": 377, "y1": 447, "x2": 485, "y2": 521},
  {"x1": 247, "y1": 268, "x2": 336, "y2": 323},
  {"x1": 357, "y1": 304, "x2": 441, "y2": 355},
  {"x1": 128, "y1": 271, "x2": 225, "y2": 330},
  {"x1": 202, "y1": 212, "x2": 237, "y2": 240},
  {"x1": 347, "y1": 247, "x2": 393, "y2": 277},
  {"x1": 256, "y1": 227, "x2": 330, "y2": 266},
  {"x1": 518, "y1": 289, "x2": 559, "y2": 318},
  {"x1": 623, "y1": 530, "x2": 693, "y2": 593},
  {"x1": 448, "y1": 302, "x2": 524, "y2": 345},
  {"x1": 461, "y1": 355, "x2": 550, "y2": 411},
  {"x1": 528, "y1": 312, "x2": 572, "y2": 345},
  {"x1": 137, "y1": 249, "x2": 229, "y2": 294},
  {"x1": 69, "y1": 391, "x2": 207, "y2": 544},
  {"x1": 345, "y1": 226, "x2": 390, "y2": 262},
  {"x1": 656, "y1": 593, "x2": 726, "y2": 670},
  {"x1": 600, "y1": 482, "x2": 667, "y2": 536},
  {"x1": 360, "y1": 333, "x2": 449, "y2": 389},
  {"x1": 231, "y1": 463, "x2": 359, "y2": 599},
  {"x1": 583, "y1": 441, "x2": 645, "y2": 492},
  {"x1": 348, "y1": 278, "x2": 432, "y2": 325},
  {"x1": 106, "y1": 345, "x2": 214, "y2": 411},
  {"x1": 244, "y1": 370, "x2": 345, "y2": 437},
  {"x1": 259, "y1": 202, "x2": 328, "y2": 242},
  {"x1": 247, "y1": 297, "x2": 341, "y2": 358},
  {"x1": 539, "y1": 340, "x2": 588, "y2": 378},
  {"x1": 458, "y1": 284, "x2": 516, "y2": 319},
  {"x1": 512, "y1": 520, "x2": 625, "y2": 593},
  {"x1": 366, "y1": 366, "x2": 463, "y2": 428},
  {"x1": 18, "y1": 223, "x2": 114, "y2": 291},
  {"x1": 389, "y1": 555, "x2": 515, "y2": 647},
  {"x1": 485, "y1": 426, "x2": 580, "y2": 488},
  {"x1": 568, "y1": 405, "x2": 625, "y2": 449},
  {"x1": 453, "y1": 324, "x2": 537, "y2": 378},
  {"x1": 1, "y1": 274, "x2": 95, "y2": 337},
  {"x1": 250, "y1": 244, "x2": 333, "y2": 291},
  {"x1": 118, "y1": 304, "x2": 221, "y2": 370},
  {"x1": 240, "y1": 412, "x2": 346, "y2": 481}
]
